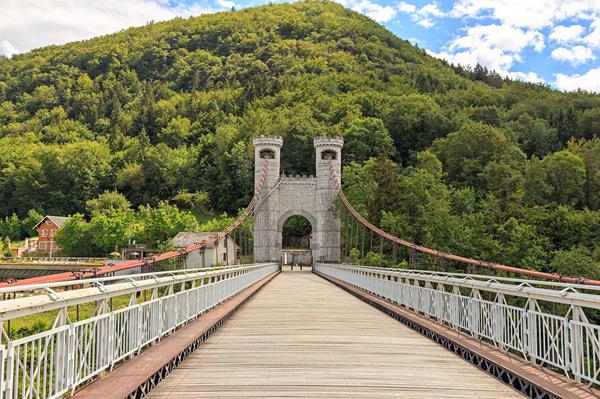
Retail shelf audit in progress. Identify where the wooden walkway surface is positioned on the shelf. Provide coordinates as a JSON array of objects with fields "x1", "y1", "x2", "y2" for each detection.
[{"x1": 147, "y1": 270, "x2": 523, "y2": 398}]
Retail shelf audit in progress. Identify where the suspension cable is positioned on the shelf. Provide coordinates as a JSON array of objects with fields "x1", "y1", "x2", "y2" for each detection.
[
  {"x1": 0, "y1": 160, "x2": 270, "y2": 288},
  {"x1": 328, "y1": 161, "x2": 600, "y2": 287}
]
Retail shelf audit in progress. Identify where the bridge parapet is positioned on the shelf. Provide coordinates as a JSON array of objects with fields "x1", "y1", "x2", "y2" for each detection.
[
  {"x1": 0, "y1": 263, "x2": 279, "y2": 398},
  {"x1": 315, "y1": 263, "x2": 600, "y2": 388}
]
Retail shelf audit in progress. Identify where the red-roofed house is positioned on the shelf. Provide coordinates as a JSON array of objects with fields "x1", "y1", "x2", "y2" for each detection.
[{"x1": 32, "y1": 215, "x2": 68, "y2": 255}]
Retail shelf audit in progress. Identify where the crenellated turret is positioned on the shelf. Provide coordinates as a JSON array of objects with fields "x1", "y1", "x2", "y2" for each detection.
[{"x1": 313, "y1": 136, "x2": 343, "y2": 263}]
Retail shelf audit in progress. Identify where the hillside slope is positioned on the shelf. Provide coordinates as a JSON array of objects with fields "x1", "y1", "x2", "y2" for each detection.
[{"x1": 0, "y1": 1, "x2": 599, "y2": 274}]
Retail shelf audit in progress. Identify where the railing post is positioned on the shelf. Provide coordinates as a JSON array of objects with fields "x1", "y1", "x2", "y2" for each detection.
[
  {"x1": 494, "y1": 294, "x2": 506, "y2": 349},
  {"x1": 67, "y1": 325, "x2": 76, "y2": 390},
  {"x1": 4, "y1": 344, "x2": 14, "y2": 399},
  {"x1": 527, "y1": 299, "x2": 537, "y2": 364},
  {"x1": 570, "y1": 306, "x2": 583, "y2": 382}
]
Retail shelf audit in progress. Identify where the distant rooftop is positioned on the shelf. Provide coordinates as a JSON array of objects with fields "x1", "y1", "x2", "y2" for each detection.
[
  {"x1": 172, "y1": 232, "x2": 221, "y2": 248},
  {"x1": 32, "y1": 215, "x2": 69, "y2": 230}
]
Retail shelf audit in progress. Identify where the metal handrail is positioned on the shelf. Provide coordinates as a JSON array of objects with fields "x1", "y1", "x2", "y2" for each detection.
[
  {"x1": 348, "y1": 264, "x2": 600, "y2": 292},
  {"x1": 0, "y1": 263, "x2": 247, "y2": 295},
  {"x1": 0, "y1": 263, "x2": 279, "y2": 398},
  {"x1": 316, "y1": 263, "x2": 600, "y2": 386},
  {"x1": 0, "y1": 263, "x2": 278, "y2": 321},
  {"x1": 323, "y1": 263, "x2": 600, "y2": 309}
]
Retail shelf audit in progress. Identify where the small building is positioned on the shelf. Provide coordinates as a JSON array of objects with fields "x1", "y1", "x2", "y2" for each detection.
[
  {"x1": 120, "y1": 243, "x2": 149, "y2": 260},
  {"x1": 32, "y1": 216, "x2": 68, "y2": 255},
  {"x1": 172, "y1": 232, "x2": 239, "y2": 268}
]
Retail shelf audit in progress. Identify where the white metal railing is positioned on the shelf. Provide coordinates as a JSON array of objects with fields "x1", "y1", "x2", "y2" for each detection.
[
  {"x1": 316, "y1": 263, "x2": 600, "y2": 386},
  {"x1": 0, "y1": 257, "x2": 108, "y2": 264},
  {"x1": 0, "y1": 264, "x2": 253, "y2": 297},
  {"x1": 0, "y1": 263, "x2": 278, "y2": 399}
]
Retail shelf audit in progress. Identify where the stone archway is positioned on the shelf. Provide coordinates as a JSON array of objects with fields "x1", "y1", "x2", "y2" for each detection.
[
  {"x1": 277, "y1": 209, "x2": 317, "y2": 252},
  {"x1": 278, "y1": 211, "x2": 316, "y2": 266},
  {"x1": 252, "y1": 136, "x2": 343, "y2": 263}
]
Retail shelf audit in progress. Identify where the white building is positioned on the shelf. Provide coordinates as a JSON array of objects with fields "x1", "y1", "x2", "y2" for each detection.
[{"x1": 172, "y1": 232, "x2": 239, "y2": 268}]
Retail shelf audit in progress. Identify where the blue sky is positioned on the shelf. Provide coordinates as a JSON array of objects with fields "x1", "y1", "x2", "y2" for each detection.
[{"x1": 1, "y1": 0, "x2": 600, "y2": 92}]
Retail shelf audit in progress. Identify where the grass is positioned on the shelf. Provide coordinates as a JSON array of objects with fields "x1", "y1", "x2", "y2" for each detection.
[{"x1": 5, "y1": 294, "x2": 140, "y2": 339}]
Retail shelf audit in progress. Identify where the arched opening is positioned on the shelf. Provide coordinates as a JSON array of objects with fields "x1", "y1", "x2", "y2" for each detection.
[
  {"x1": 282, "y1": 215, "x2": 312, "y2": 249},
  {"x1": 259, "y1": 149, "x2": 275, "y2": 159},
  {"x1": 279, "y1": 213, "x2": 315, "y2": 269},
  {"x1": 321, "y1": 150, "x2": 337, "y2": 160}
]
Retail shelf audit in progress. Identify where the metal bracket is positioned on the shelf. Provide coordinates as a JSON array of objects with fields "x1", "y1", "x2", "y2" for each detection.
[{"x1": 43, "y1": 287, "x2": 59, "y2": 301}]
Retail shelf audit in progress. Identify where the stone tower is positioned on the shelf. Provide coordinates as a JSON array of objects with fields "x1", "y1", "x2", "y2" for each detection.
[
  {"x1": 253, "y1": 136, "x2": 283, "y2": 262},
  {"x1": 252, "y1": 136, "x2": 343, "y2": 264},
  {"x1": 314, "y1": 136, "x2": 343, "y2": 263}
]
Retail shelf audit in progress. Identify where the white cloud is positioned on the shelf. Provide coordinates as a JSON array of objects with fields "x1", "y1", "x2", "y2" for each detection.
[
  {"x1": 358, "y1": 1, "x2": 398, "y2": 22},
  {"x1": 419, "y1": 3, "x2": 444, "y2": 18},
  {"x1": 0, "y1": 40, "x2": 18, "y2": 57},
  {"x1": 443, "y1": 0, "x2": 600, "y2": 91},
  {"x1": 584, "y1": 19, "x2": 600, "y2": 48},
  {"x1": 449, "y1": 24, "x2": 544, "y2": 54},
  {"x1": 435, "y1": 24, "x2": 545, "y2": 75},
  {"x1": 555, "y1": 67, "x2": 600, "y2": 92},
  {"x1": 417, "y1": 19, "x2": 434, "y2": 29},
  {"x1": 450, "y1": 0, "x2": 600, "y2": 30},
  {"x1": 549, "y1": 25, "x2": 585, "y2": 44},
  {"x1": 0, "y1": 0, "x2": 217, "y2": 55},
  {"x1": 217, "y1": 0, "x2": 238, "y2": 9},
  {"x1": 507, "y1": 71, "x2": 545, "y2": 84},
  {"x1": 434, "y1": 46, "x2": 518, "y2": 73},
  {"x1": 397, "y1": 1, "x2": 416, "y2": 13},
  {"x1": 551, "y1": 46, "x2": 595, "y2": 65},
  {"x1": 338, "y1": 0, "x2": 397, "y2": 23},
  {"x1": 396, "y1": 2, "x2": 445, "y2": 28}
]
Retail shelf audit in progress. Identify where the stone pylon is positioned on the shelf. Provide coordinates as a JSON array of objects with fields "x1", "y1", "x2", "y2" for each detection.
[{"x1": 252, "y1": 136, "x2": 343, "y2": 264}]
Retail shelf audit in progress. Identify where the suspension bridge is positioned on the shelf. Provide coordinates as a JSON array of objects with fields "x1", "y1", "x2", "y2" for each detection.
[{"x1": 1, "y1": 136, "x2": 600, "y2": 398}]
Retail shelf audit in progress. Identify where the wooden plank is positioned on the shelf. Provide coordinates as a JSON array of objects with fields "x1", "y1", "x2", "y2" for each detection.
[
  {"x1": 147, "y1": 270, "x2": 524, "y2": 398},
  {"x1": 317, "y1": 270, "x2": 600, "y2": 399}
]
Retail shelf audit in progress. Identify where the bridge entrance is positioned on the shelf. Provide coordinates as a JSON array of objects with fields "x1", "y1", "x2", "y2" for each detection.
[
  {"x1": 281, "y1": 214, "x2": 313, "y2": 266},
  {"x1": 253, "y1": 136, "x2": 343, "y2": 264}
]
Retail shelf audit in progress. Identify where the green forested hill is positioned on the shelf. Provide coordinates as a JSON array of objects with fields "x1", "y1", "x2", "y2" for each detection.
[{"x1": 0, "y1": 1, "x2": 599, "y2": 274}]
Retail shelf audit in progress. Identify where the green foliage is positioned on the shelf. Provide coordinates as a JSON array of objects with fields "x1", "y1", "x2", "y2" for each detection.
[
  {"x1": 55, "y1": 214, "x2": 94, "y2": 256},
  {"x1": 56, "y1": 202, "x2": 199, "y2": 256},
  {"x1": 172, "y1": 190, "x2": 210, "y2": 212},
  {"x1": 349, "y1": 247, "x2": 361, "y2": 264},
  {"x1": 433, "y1": 122, "x2": 524, "y2": 189},
  {"x1": 11, "y1": 320, "x2": 48, "y2": 340},
  {"x1": 0, "y1": 1, "x2": 599, "y2": 276},
  {"x1": 344, "y1": 117, "x2": 394, "y2": 163},
  {"x1": 86, "y1": 191, "x2": 132, "y2": 216},
  {"x1": 568, "y1": 138, "x2": 600, "y2": 209},
  {"x1": 504, "y1": 114, "x2": 558, "y2": 157},
  {"x1": 137, "y1": 202, "x2": 199, "y2": 248},
  {"x1": 282, "y1": 215, "x2": 312, "y2": 248},
  {"x1": 0, "y1": 209, "x2": 43, "y2": 241},
  {"x1": 550, "y1": 247, "x2": 600, "y2": 280},
  {"x1": 541, "y1": 150, "x2": 586, "y2": 206}
]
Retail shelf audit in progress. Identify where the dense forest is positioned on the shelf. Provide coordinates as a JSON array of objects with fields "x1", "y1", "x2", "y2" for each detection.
[{"x1": 0, "y1": 1, "x2": 599, "y2": 276}]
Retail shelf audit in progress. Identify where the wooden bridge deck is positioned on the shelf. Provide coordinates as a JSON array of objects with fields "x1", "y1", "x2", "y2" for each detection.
[{"x1": 147, "y1": 270, "x2": 523, "y2": 398}]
